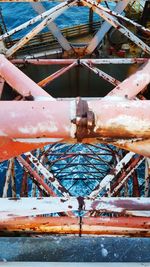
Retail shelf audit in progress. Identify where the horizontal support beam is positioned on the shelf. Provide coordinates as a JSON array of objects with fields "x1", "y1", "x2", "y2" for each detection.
[
  {"x1": 0, "y1": 99, "x2": 150, "y2": 139},
  {"x1": 0, "y1": 264, "x2": 148, "y2": 267},
  {"x1": 11, "y1": 58, "x2": 149, "y2": 65},
  {"x1": 0, "y1": 99, "x2": 150, "y2": 161},
  {"x1": 0, "y1": 216, "x2": 150, "y2": 236},
  {"x1": 0, "y1": 197, "x2": 150, "y2": 220}
]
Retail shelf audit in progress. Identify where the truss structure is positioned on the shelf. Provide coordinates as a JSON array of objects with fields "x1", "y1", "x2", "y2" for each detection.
[{"x1": 0, "y1": 0, "x2": 150, "y2": 238}]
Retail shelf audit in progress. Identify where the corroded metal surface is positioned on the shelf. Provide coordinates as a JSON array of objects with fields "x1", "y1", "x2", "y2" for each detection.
[
  {"x1": 0, "y1": 197, "x2": 150, "y2": 220},
  {"x1": 0, "y1": 0, "x2": 150, "y2": 240}
]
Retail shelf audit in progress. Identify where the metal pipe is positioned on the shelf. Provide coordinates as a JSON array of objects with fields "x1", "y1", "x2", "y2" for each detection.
[
  {"x1": 81, "y1": 0, "x2": 150, "y2": 55},
  {"x1": 0, "y1": 216, "x2": 150, "y2": 236},
  {"x1": 85, "y1": 0, "x2": 130, "y2": 54},
  {"x1": 11, "y1": 58, "x2": 149, "y2": 65},
  {"x1": 82, "y1": 62, "x2": 120, "y2": 86},
  {"x1": 0, "y1": 197, "x2": 150, "y2": 220},
  {"x1": 0, "y1": 100, "x2": 150, "y2": 139},
  {"x1": 0, "y1": 2, "x2": 74, "y2": 41},
  {"x1": 0, "y1": 54, "x2": 54, "y2": 100},
  {"x1": 38, "y1": 62, "x2": 77, "y2": 87},
  {"x1": 6, "y1": 1, "x2": 76, "y2": 58},
  {"x1": 89, "y1": 152, "x2": 135, "y2": 198},
  {"x1": 0, "y1": 99, "x2": 150, "y2": 161},
  {"x1": 31, "y1": 2, "x2": 74, "y2": 54},
  {"x1": 107, "y1": 59, "x2": 150, "y2": 99}
]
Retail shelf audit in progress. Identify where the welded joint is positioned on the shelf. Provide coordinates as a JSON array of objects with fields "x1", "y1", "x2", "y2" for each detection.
[{"x1": 71, "y1": 97, "x2": 95, "y2": 141}]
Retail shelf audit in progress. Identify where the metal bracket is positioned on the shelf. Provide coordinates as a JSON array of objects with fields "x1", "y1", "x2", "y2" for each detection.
[{"x1": 72, "y1": 97, "x2": 95, "y2": 141}]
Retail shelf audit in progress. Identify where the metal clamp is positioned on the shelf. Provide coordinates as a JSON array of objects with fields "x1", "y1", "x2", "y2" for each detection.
[{"x1": 72, "y1": 97, "x2": 95, "y2": 141}]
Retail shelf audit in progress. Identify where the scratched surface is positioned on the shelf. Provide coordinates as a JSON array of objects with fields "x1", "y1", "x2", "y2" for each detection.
[{"x1": 0, "y1": 237, "x2": 150, "y2": 262}]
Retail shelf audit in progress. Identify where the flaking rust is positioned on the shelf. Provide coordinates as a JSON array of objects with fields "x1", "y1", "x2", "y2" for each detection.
[{"x1": 0, "y1": 0, "x2": 150, "y2": 240}]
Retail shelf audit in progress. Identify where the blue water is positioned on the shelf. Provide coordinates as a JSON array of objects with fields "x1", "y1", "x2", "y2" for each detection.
[
  {"x1": 0, "y1": 2, "x2": 100, "y2": 39},
  {"x1": 0, "y1": 2, "x2": 118, "y2": 39}
]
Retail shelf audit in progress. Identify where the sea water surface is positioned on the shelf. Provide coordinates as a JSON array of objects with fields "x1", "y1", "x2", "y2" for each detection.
[{"x1": 0, "y1": 2, "x2": 119, "y2": 39}]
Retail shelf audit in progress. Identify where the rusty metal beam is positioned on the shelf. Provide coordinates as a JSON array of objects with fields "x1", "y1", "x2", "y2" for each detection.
[
  {"x1": 0, "y1": 99, "x2": 150, "y2": 161},
  {"x1": 38, "y1": 62, "x2": 77, "y2": 87},
  {"x1": 85, "y1": 0, "x2": 130, "y2": 54},
  {"x1": 111, "y1": 155, "x2": 144, "y2": 196},
  {"x1": 5, "y1": 1, "x2": 77, "y2": 58},
  {"x1": 0, "y1": 54, "x2": 54, "y2": 100},
  {"x1": 11, "y1": 58, "x2": 149, "y2": 65},
  {"x1": 81, "y1": 0, "x2": 150, "y2": 55},
  {"x1": 89, "y1": 152, "x2": 140, "y2": 198},
  {"x1": 17, "y1": 155, "x2": 57, "y2": 197},
  {"x1": 110, "y1": 138, "x2": 150, "y2": 158},
  {"x1": 0, "y1": 197, "x2": 150, "y2": 220},
  {"x1": 107, "y1": 59, "x2": 150, "y2": 99},
  {"x1": 0, "y1": 99, "x2": 149, "y2": 139},
  {"x1": 97, "y1": 1, "x2": 150, "y2": 36},
  {"x1": 0, "y1": 2, "x2": 72, "y2": 42},
  {"x1": 31, "y1": 2, "x2": 74, "y2": 55},
  {"x1": 0, "y1": 216, "x2": 150, "y2": 236},
  {"x1": 82, "y1": 62, "x2": 120, "y2": 86},
  {"x1": 24, "y1": 152, "x2": 71, "y2": 197}
]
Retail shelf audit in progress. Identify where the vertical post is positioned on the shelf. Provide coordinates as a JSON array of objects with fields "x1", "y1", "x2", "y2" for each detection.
[
  {"x1": 2, "y1": 158, "x2": 13, "y2": 198},
  {"x1": 132, "y1": 170, "x2": 140, "y2": 197},
  {"x1": 89, "y1": 8, "x2": 93, "y2": 33},
  {"x1": 0, "y1": 76, "x2": 4, "y2": 99},
  {"x1": 11, "y1": 158, "x2": 16, "y2": 198},
  {"x1": 21, "y1": 171, "x2": 28, "y2": 197},
  {"x1": 145, "y1": 158, "x2": 150, "y2": 197}
]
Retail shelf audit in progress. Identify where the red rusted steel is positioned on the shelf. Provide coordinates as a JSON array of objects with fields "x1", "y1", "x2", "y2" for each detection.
[
  {"x1": 0, "y1": 54, "x2": 54, "y2": 100},
  {"x1": 112, "y1": 138, "x2": 150, "y2": 159},
  {"x1": 21, "y1": 171, "x2": 29, "y2": 197},
  {"x1": 0, "y1": 99, "x2": 150, "y2": 161},
  {"x1": 82, "y1": 62, "x2": 120, "y2": 86},
  {"x1": 0, "y1": 100, "x2": 150, "y2": 139},
  {"x1": 107, "y1": 59, "x2": 150, "y2": 99},
  {"x1": 38, "y1": 62, "x2": 77, "y2": 87},
  {"x1": 87, "y1": 99, "x2": 150, "y2": 139},
  {"x1": 132, "y1": 171, "x2": 140, "y2": 197},
  {"x1": 111, "y1": 156, "x2": 144, "y2": 197},
  {"x1": 0, "y1": 216, "x2": 150, "y2": 236},
  {"x1": 11, "y1": 58, "x2": 149, "y2": 65},
  {"x1": 17, "y1": 156, "x2": 57, "y2": 196},
  {"x1": 81, "y1": 0, "x2": 150, "y2": 55}
]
